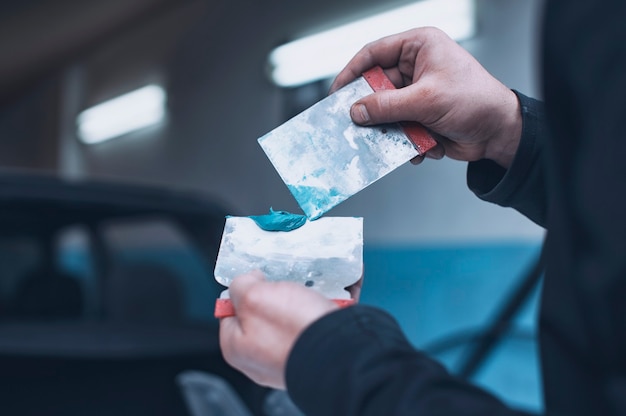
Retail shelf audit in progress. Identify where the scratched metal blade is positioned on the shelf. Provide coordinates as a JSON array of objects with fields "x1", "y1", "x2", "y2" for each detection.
[
  {"x1": 258, "y1": 77, "x2": 418, "y2": 220},
  {"x1": 214, "y1": 216, "x2": 363, "y2": 300}
]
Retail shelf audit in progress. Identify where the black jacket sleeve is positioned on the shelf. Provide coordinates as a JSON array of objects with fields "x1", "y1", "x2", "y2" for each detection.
[
  {"x1": 467, "y1": 91, "x2": 548, "y2": 227},
  {"x1": 284, "y1": 92, "x2": 551, "y2": 416},
  {"x1": 286, "y1": 305, "x2": 533, "y2": 416}
]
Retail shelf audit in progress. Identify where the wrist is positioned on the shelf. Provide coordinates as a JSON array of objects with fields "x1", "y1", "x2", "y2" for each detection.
[{"x1": 483, "y1": 89, "x2": 522, "y2": 169}]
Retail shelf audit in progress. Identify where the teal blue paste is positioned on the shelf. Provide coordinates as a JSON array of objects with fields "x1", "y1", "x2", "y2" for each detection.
[{"x1": 248, "y1": 208, "x2": 307, "y2": 231}]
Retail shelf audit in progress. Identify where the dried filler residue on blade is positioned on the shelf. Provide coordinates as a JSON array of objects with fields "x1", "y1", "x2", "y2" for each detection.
[
  {"x1": 258, "y1": 75, "x2": 420, "y2": 220},
  {"x1": 214, "y1": 216, "x2": 363, "y2": 300}
]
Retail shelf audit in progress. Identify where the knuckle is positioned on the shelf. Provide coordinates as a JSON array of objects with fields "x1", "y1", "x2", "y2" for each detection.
[
  {"x1": 239, "y1": 286, "x2": 266, "y2": 311},
  {"x1": 377, "y1": 92, "x2": 393, "y2": 115},
  {"x1": 422, "y1": 26, "x2": 446, "y2": 40}
]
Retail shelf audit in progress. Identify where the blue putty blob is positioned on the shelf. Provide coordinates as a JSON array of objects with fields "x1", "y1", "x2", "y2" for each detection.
[{"x1": 248, "y1": 208, "x2": 307, "y2": 231}]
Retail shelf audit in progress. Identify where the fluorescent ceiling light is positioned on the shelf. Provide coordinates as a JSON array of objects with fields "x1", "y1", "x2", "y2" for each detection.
[
  {"x1": 77, "y1": 84, "x2": 166, "y2": 144},
  {"x1": 269, "y1": 0, "x2": 476, "y2": 87}
]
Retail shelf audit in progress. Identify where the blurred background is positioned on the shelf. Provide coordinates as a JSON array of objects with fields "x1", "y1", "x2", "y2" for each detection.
[{"x1": 0, "y1": 0, "x2": 546, "y2": 415}]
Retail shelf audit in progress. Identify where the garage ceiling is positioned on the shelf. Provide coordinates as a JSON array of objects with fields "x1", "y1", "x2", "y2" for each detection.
[{"x1": 0, "y1": 0, "x2": 413, "y2": 106}]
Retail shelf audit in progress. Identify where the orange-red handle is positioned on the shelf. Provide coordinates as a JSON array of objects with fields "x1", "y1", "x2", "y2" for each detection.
[
  {"x1": 362, "y1": 66, "x2": 437, "y2": 155},
  {"x1": 214, "y1": 298, "x2": 355, "y2": 318}
]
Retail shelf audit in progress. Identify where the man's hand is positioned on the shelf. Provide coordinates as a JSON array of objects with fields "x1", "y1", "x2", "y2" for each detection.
[
  {"x1": 330, "y1": 27, "x2": 522, "y2": 169},
  {"x1": 219, "y1": 271, "x2": 339, "y2": 389}
]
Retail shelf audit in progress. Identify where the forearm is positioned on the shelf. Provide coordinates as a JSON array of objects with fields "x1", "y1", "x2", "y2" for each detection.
[{"x1": 286, "y1": 305, "x2": 532, "y2": 416}]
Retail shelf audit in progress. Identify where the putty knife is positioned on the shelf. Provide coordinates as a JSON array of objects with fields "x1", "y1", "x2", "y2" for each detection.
[
  {"x1": 213, "y1": 215, "x2": 363, "y2": 318},
  {"x1": 258, "y1": 66, "x2": 436, "y2": 220}
]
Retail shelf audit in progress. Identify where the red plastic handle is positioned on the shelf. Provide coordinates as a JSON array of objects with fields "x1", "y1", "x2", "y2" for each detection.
[
  {"x1": 214, "y1": 298, "x2": 356, "y2": 318},
  {"x1": 362, "y1": 66, "x2": 437, "y2": 155}
]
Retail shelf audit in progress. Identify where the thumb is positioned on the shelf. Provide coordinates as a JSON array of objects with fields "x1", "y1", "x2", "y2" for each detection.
[
  {"x1": 228, "y1": 270, "x2": 266, "y2": 308},
  {"x1": 350, "y1": 87, "x2": 424, "y2": 126}
]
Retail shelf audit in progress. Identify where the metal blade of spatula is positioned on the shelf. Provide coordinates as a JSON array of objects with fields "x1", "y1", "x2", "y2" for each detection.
[
  {"x1": 258, "y1": 66, "x2": 436, "y2": 220},
  {"x1": 213, "y1": 215, "x2": 363, "y2": 318}
]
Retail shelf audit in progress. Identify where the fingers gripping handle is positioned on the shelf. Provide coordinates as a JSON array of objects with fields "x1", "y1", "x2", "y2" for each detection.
[
  {"x1": 214, "y1": 298, "x2": 356, "y2": 319},
  {"x1": 362, "y1": 66, "x2": 437, "y2": 155}
]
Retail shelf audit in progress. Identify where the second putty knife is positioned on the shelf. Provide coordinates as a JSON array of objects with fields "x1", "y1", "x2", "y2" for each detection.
[{"x1": 258, "y1": 66, "x2": 437, "y2": 220}]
